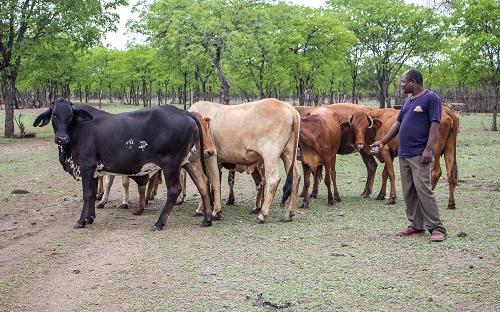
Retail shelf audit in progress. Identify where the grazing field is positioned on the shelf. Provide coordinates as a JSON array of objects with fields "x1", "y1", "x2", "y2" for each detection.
[{"x1": 0, "y1": 104, "x2": 498, "y2": 311}]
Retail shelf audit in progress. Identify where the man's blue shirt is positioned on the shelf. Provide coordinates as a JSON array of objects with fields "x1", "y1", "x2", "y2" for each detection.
[{"x1": 397, "y1": 90, "x2": 442, "y2": 158}]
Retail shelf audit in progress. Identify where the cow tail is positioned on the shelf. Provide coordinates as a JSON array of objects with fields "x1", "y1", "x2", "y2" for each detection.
[
  {"x1": 450, "y1": 112, "x2": 459, "y2": 187},
  {"x1": 281, "y1": 108, "x2": 300, "y2": 206}
]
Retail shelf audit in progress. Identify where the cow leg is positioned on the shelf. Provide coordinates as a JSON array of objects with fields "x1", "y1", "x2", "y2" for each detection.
[
  {"x1": 133, "y1": 183, "x2": 148, "y2": 215},
  {"x1": 251, "y1": 166, "x2": 265, "y2": 214},
  {"x1": 324, "y1": 162, "x2": 335, "y2": 206},
  {"x1": 74, "y1": 169, "x2": 96, "y2": 228},
  {"x1": 331, "y1": 155, "x2": 341, "y2": 202},
  {"x1": 153, "y1": 167, "x2": 183, "y2": 230},
  {"x1": 96, "y1": 176, "x2": 104, "y2": 200},
  {"x1": 360, "y1": 152, "x2": 377, "y2": 197},
  {"x1": 177, "y1": 169, "x2": 187, "y2": 205},
  {"x1": 184, "y1": 157, "x2": 213, "y2": 226},
  {"x1": 256, "y1": 159, "x2": 281, "y2": 223},
  {"x1": 431, "y1": 147, "x2": 443, "y2": 190},
  {"x1": 97, "y1": 175, "x2": 114, "y2": 208},
  {"x1": 226, "y1": 169, "x2": 236, "y2": 205},
  {"x1": 206, "y1": 156, "x2": 222, "y2": 218},
  {"x1": 376, "y1": 166, "x2": 389, "y2": 200},
  {"x1": 301, "y1": 163, "x2": 312, "y2": 209},
  {"x1": 119, "y1": 177, "x2": 130, "y2": 209},
  {"x1": 384, "y1": 155, "x2": 397, "y2": 205},
  {"x1": 146, "y1": 171, "x2": 160, "y2": 202},
  {"x1": 444, "y1": 148, "x2": 457, "y2": 210},
  {"x1": 88, "y1": 176, "x2": 98, "y2": 224},
  {"x1": 310, "y1": 165, "x2": 321, "y2": 198}
]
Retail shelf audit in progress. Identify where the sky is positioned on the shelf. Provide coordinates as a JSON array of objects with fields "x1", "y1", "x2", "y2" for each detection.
[{"x1": 102, "y1": 0, "x2": 426, "y2": 50}]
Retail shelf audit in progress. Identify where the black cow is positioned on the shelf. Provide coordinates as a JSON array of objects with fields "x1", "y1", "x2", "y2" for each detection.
[{"x1": 33, "y1": 98, "x2": 213, "y2": 229}]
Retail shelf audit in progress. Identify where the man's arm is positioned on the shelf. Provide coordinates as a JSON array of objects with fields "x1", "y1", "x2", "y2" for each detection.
[
  {"x1": 421, "y1": 121, "x2": 440, "y2": 164},
  {"x1": 371, "y1": 121, "x2": 401, "y2": 150}
]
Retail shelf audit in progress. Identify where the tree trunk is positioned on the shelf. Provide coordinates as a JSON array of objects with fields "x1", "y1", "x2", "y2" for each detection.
[
  {"x1": 183, "y1": 72, "x2": 188, "y2": 110},
  {"x1": 298, "y1": 78, "x2": 305, "y2": 106},
  {"x1": 492, "y1": 87, "x2": 499, "y2": 131},
  {"x1": 3, "y1": 74, "x2": 16, "y2": 138},
  {"x1": 213, "y1": 45, "x2": 230, "y2": 104}
]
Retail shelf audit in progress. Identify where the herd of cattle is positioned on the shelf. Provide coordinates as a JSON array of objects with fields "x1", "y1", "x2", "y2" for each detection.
[{"x1": 33, "y1": 98, "x2": 459, "y2": 230}]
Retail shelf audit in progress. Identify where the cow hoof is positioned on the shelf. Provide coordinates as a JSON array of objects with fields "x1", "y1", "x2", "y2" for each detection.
[
  {"x1": 96, "y1": 202, "x2": 105, "y2": 209},
  {"x1": 201, "y1": 220, "x2": 212, "y2": 227},
  {"x1": 96, "y1": 193, "x2": 103, "y2": 200},
  {"x1": 152, "y1": 225, "x2": 163, "y2": 231},
  {"x1": 251, "y1": 208, "x2": 261, "y2": 214},
  {"x1": 447, "y1": 203, "x2": 456, "y2": 210},
  {"x1": 132, "y1": 209, "x2": 143, "y2": 216},
  {"x1": 335, "y1": 197, "x2": 342, "y2": 203},
  {"x1": 300, "y1": 203, "x2": 309, "y2": 209},
  {"x1": 192, "y1": 212, "x2": 203, "y2": 217},
  {"x1": 281, "y1": 217, "x2": 293, "y2": 223},
  {"x1": 299, "y1": 192, "x2": 305, "y2": 198},
  {"x1": 175, "y1": 200, "x2": 184, "y2": 206},
  {"x1": 310, "y1": 192, "x2": 318, "y2": 199},
  {"x1": 87, "y1": 217, "x2": 94, "y2": 224},
  {"x1": 212, "y1": 212, "x2": 222, "y2": 220},
  {"x1": 73, "y1": 222, "x2": 85, "y2": 229},
  {"x1": 119, "y1": 203, "x2": 129, "y2": 209},
  {"x1": 256, "y1": 215, "x2": 266, "y2": 224},
  {"x1": 328, "y1": 198, "x2": 334, "y2": 205},
  {"x1": 386, "y1": 198, "x2": 396, "y2": 205},
  {"x1": 226, "y1": 199, "x2": 235, "y2": 206},
  {"x1": 375, "y1": 195, "x2": 385, "y2": 200}
]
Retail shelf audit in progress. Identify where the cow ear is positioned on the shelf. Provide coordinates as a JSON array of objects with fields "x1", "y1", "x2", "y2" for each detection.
[
  {"x1": 204, "y1": 117, "x2": 211, "y2": 123},
  {"x1": 373, "y1": 119, "x2": 383, "y2": 130},
  {"x1": 340, "y1": 120, "x2": 351, "y2": 130},
  {"x1": 33, "y1": 108, "x2": 53, "y2": 127},
  {"x1": 73, "y1": 108, "x2": 93, "y2": 122}
]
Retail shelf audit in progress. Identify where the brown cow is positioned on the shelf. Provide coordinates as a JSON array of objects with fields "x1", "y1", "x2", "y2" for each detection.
[
  {"x1": 298, "y1": 107, "x2": 342, "y2": 208},
  {"x1": 345, "y1": 107, "x2": 459, "y2": 209},
  {"x1": 295, "y1": 103, "x2": 378, "y2": 200}
]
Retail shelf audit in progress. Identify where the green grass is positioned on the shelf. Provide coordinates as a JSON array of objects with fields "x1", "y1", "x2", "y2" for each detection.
[{"x1": 0, "y1": 105, "x2": 498, "y2": 311}]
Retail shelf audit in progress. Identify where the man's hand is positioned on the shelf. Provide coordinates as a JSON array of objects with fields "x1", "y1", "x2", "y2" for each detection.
[
  {"x1": 370, "y1": 140, "x2": 385, "y2": 153},
  {"x1": 421, "y1": 147, "x2": 433, "y2": 164}
]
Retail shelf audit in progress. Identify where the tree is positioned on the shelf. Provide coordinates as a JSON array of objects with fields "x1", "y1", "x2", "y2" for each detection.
[
  {"x1": 451, "y1": 0, "x2": 499, "y2": 130},
  {"x1": 329, "y1": 0, "x2": 443, "y2": 108},
  {"x1": 0, "y1": 0, "x2": 125, "y2": 138}
]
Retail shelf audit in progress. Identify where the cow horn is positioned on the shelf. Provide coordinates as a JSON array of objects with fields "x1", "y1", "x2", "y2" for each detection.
[
  {"x1": 348, "y1": 115, "x2": 353, "y2": 126},
  {"x1": 368, "y1": 115, "x2": 374, "y2": 128}
]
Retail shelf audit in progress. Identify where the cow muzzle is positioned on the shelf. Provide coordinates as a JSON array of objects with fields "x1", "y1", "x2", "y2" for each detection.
[
  {"x1": 55, "y1": 135, "x2": 70, "y2": 145},
  {"x1": 204, "y1": 149, "x2": 215, "y2": 158},
  {"x1": 355, "y1": 143, "x2": 365, "y2": 150}
]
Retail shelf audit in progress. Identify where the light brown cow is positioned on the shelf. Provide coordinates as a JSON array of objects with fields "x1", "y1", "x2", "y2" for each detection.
[
  {"x1": 189, "y1": 98, "x2": 301, "y2": 223},
  {"x1": 298, "y1": 107, "x2": 342, "y2": 209},
  {"x1": 346, "y1": 107, "x2": 459, "y2": 209}
]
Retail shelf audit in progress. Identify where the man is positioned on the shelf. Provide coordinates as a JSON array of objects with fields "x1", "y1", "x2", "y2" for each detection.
[{"x1": 371, "y1": 69, "x2": 447, "y2": 242}]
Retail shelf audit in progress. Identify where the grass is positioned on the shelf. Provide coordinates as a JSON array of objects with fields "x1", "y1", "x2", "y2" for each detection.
[{"x1": 0, "y1": 103, "x2": 498, "y2": 311}]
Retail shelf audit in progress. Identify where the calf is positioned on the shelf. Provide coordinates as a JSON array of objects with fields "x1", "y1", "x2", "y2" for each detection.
[
  {"x1": 298, "y1": 108, "x2": 342, "y2": 209},
  {"x1": 33, "y1": 98, "x2": 213, "y2": 229}
]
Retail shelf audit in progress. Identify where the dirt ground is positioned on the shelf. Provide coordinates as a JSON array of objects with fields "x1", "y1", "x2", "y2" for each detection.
[{"x1": 0, "y1": 112, "x2": 499, "y2": 312}]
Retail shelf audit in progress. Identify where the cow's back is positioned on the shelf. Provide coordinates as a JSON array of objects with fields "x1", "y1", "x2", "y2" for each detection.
[
  {"x1": 194, "y1": 98, "x2": 296, "y2": 165},
  {"x1": 324, "y1": 103, "x2": 372, "y2": 123}
]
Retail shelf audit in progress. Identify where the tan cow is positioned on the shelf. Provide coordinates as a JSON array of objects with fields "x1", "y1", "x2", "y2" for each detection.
[
  {"x1": 189, "y1": 98, "x2": 301, "y2": 223},
  {"x1": 346, "y1": 106, "x2": 459, "y2": 209}
]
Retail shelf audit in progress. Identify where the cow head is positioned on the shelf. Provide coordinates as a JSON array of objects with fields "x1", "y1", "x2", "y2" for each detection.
[
  {"x1": 191, "y1": 112, "x2": 216, "y2": 158},
  {"x1": 340, "y1": 111, "x2": 382, "y2": 151},
  {"x1": 33, "y1": 98, "x2": 93, "y2": 145}
]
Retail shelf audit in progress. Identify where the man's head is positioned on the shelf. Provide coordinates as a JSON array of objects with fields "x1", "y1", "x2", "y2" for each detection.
[{"x1": 401, "y1": 68, "x2": 424, "y2": 94}]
